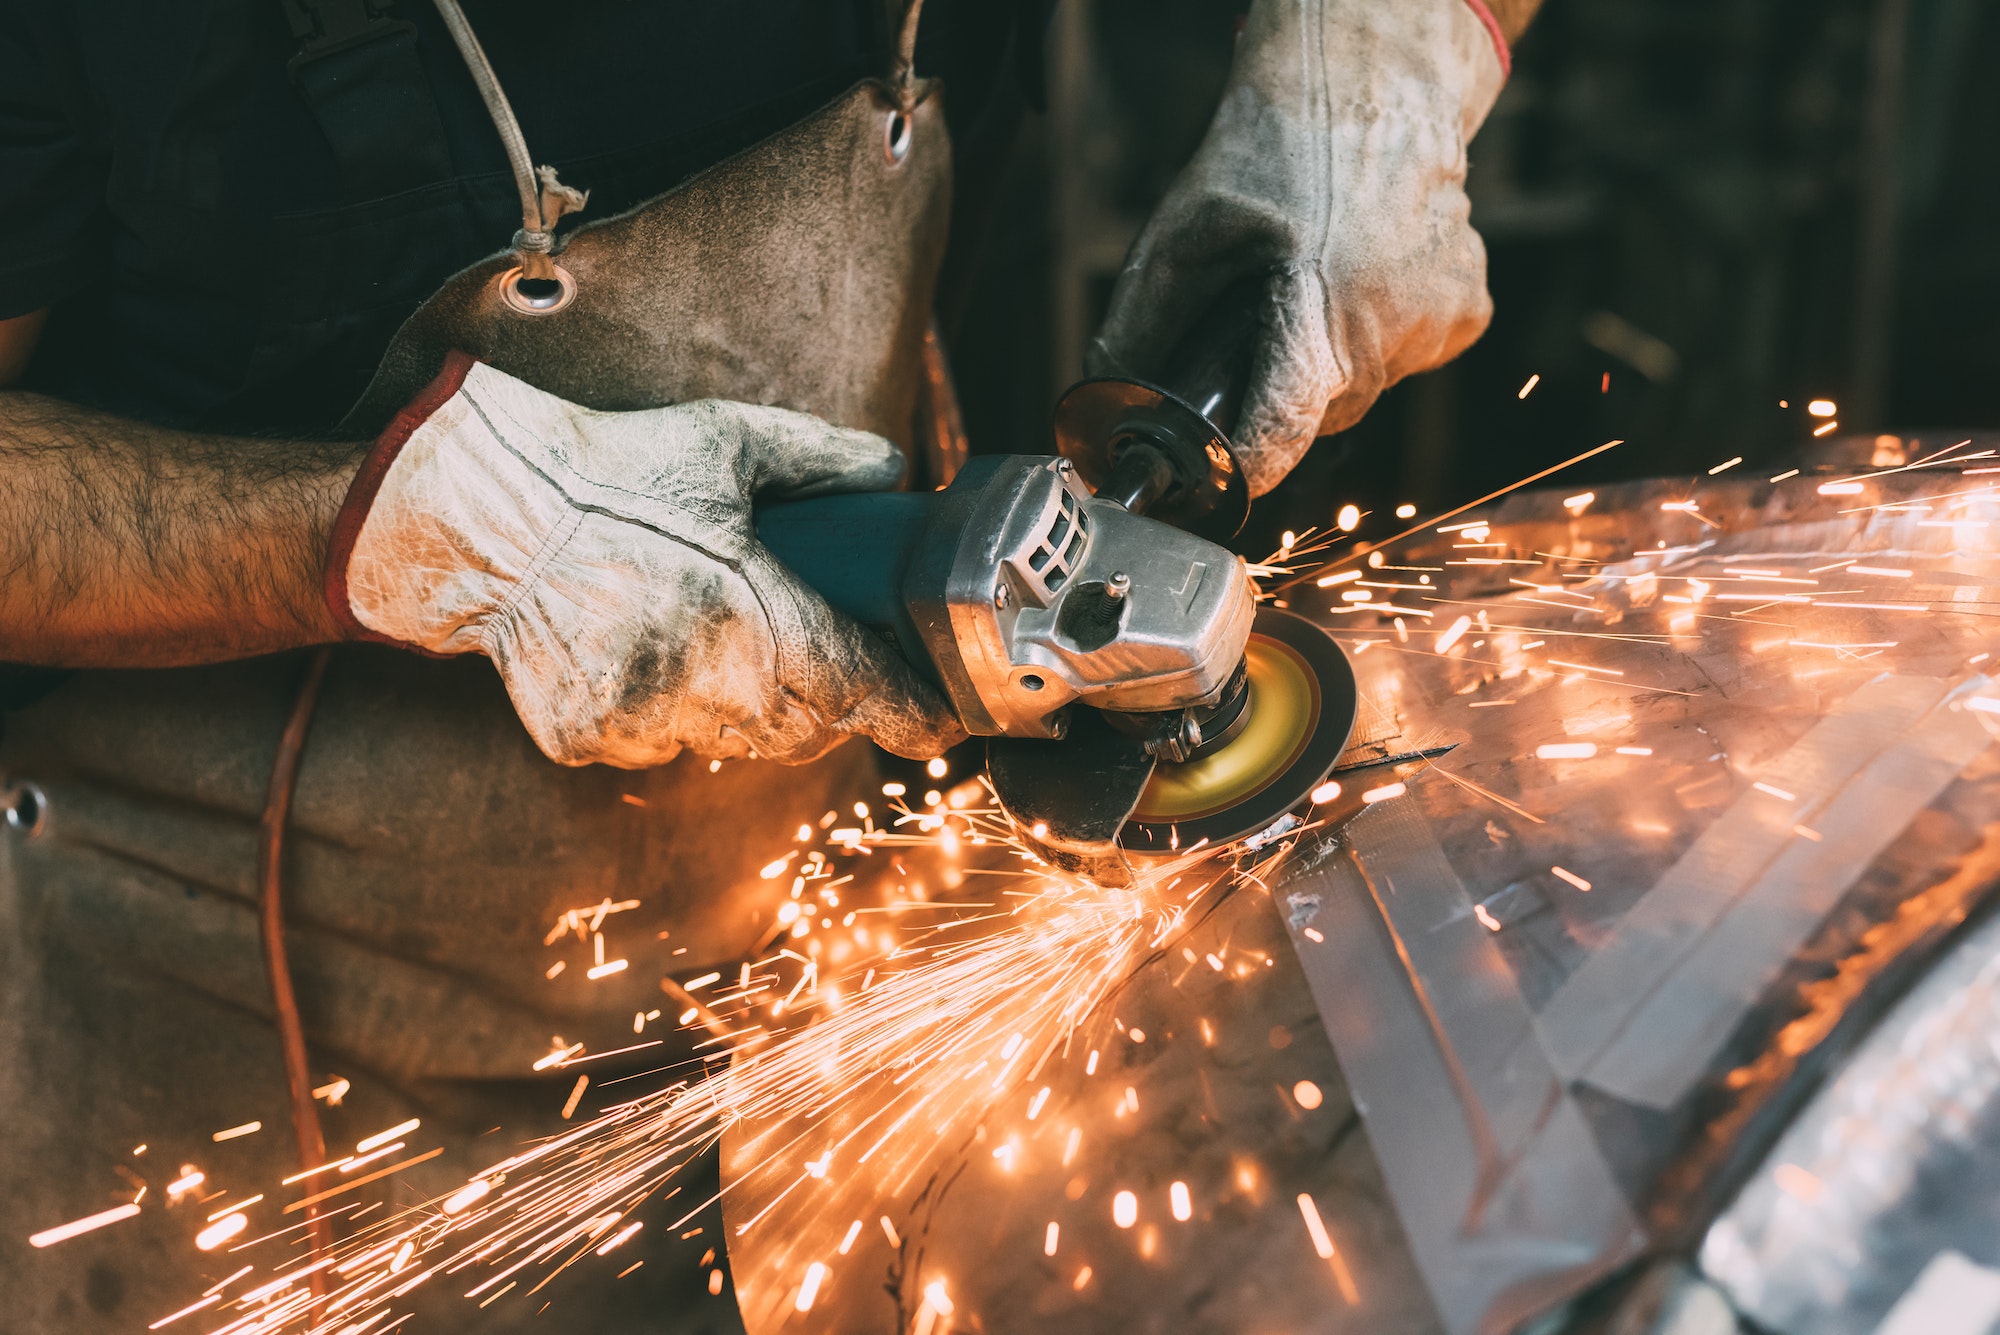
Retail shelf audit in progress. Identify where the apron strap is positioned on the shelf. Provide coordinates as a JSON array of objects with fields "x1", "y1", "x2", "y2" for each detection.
[
  {"x1": 278, "y1": 0, "x2": 458, "y2": 201},
  {"x1": 429, "y1": 0, "x2": 588, "y2": 282},
  {"x1": 890, "y1": 0, "x2": 928, "y2": 110}
]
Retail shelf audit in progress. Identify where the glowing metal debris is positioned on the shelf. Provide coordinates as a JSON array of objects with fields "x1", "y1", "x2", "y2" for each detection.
[{"x1": 29, "y1": 1202, "x2": 142, "y2": 1249}]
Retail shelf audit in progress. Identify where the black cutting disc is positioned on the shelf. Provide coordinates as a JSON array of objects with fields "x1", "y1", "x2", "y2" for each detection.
[{"x1": 1119, "y1": 607, "x2": 1356, "y2": 854}]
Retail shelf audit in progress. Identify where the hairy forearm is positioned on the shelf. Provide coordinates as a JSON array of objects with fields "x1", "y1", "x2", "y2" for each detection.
[{"x1": 0, "y1": 392, "x2": 361, "y2": 666}]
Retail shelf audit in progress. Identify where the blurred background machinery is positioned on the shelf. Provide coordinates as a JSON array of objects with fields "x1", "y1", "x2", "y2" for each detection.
[{"x1": 943, "y1": 0, "x2": 2000, "y2": 555}]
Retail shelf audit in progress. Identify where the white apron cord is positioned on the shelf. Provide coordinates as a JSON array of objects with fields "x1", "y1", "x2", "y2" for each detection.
[
  {"x1": 892, "y1": 0, "x2": 927, "y2": 110},
  {"x1": 430, "y1": 0, "x2": 589, "y2": 279},
  {"x1": 257, "y1": 645, "x2": 337, "y2": 1291}
]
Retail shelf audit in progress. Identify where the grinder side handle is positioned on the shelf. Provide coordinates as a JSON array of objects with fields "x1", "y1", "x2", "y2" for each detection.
[{"x1": 1153, "y1": 272, "x2": 1265, "y2": 441}]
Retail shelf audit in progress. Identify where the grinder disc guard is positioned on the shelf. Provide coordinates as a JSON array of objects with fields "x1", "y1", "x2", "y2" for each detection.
[{"x1": 1121, "y1": 606, "x2": 1356, "y2": 853}]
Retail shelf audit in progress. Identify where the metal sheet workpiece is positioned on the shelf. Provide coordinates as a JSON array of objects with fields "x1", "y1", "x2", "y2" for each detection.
[{"x1": 1273, "y1": 432, "x2": 2000, "y2": 1333}]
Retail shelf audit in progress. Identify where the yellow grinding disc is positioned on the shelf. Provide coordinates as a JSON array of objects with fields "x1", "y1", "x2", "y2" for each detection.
[{"x1": 1130, "y1": 632, "x2": 1321, "y2": 824}]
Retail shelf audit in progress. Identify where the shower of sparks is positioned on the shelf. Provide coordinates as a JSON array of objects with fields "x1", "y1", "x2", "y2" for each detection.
[
  {"x1": 128, "y1": 782, "x2": 1286, "y2": 1334},
  {"x1": 1273, "y1": 437, "x2": 1626, "y2": 591}
]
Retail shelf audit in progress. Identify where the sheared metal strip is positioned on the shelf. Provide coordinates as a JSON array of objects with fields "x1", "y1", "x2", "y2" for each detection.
[
  {"x1": 1280, "y1": 797, "x2": 1643, "y2": 1335},
  {"x1": 1538, "y1": 673, "x2": 1974, "y2": 1098},
  {"x1": 1577, "y1": 675, "x2": 1992, "y2": 1107}
]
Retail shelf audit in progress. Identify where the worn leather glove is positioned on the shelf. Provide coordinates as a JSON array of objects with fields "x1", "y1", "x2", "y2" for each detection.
[
  {"x1": 324, "y1": 353, "x2": 965, "y2": 768},
  {"x1": 1088, "y1": 0, "x2": 1509, "y2": 497}
]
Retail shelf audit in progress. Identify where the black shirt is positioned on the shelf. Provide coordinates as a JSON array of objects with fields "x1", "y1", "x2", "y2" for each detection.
[{"x1": 0, "y1": 0, "x2": 1036, "y2": 436}]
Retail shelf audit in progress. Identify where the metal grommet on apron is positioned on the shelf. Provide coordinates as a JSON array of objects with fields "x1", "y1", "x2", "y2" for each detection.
[
  {"x1": 498, "y1": 262, "x2": 577, "y2": 315},
  {"x1": 340, "y1": 6, "x2": 952, "y2": 449},
  {"x1": 884, "y1": 108, "x2": 914, "y2": 164},
  {"x1": 3, "y1": 781, "x2": 47, "y2": 838},
  {"x1": 885, "y1": 0, "x2": 924, "y2": 168}
]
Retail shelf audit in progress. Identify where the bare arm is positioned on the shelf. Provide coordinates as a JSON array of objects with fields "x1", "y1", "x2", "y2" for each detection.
[{"x1": 0, "y1": 310, "x2": 359, "y2": 666}]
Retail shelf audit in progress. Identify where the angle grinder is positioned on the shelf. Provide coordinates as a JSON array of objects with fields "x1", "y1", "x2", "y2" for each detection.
[{"x1": 756, "y1": 284, "x2": 1357, "y2": 884}]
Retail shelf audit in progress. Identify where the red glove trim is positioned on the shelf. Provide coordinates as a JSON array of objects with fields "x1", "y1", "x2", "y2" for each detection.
[
  {"x1": 1460, "y1": 0, "x2": 1511, "y2": 78},
  {"x1": 322, "y1": 348, "x2": 480, "y2": 645}
]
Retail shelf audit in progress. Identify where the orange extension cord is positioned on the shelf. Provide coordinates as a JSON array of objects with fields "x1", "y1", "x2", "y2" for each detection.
[{"x1": 257, "y1": 647, "x2": 336, "y2": 1291}]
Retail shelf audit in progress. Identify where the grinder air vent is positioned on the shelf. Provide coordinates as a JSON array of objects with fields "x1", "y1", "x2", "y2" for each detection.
[{"x1": 1022, "y1": 487, "x2": 1091, "y2": 601}]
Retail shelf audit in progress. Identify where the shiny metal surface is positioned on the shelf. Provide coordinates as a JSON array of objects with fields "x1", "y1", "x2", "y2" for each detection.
[
  {"x1": 885, "y1": 108, "x2": 914, "y2": 163},
  {"x1": 721, "y1": 864, "x2": 1444, "y2": 1335},
  {"x1": 1052, "y1": 378, "x2": 1251, "y2": 542},
  {"x1": 3, "y1": 781, "x2": 46, "y2": 839}
]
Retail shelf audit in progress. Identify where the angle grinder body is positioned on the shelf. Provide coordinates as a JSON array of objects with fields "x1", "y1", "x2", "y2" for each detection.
[
  {"x1": 755, "y1": 281, "x2": 1356, "y2": 880},
  {"x1": 757, "y1": 453, "x2": 1253, "y2": 745}
]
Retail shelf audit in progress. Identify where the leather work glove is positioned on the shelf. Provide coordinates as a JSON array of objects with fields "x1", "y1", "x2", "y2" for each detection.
[
  {"x1": 1088, "y1": 0, "x2": 1509, "y2": 497},
  {"x1": 325, "y1": 353, "x2": 965, "y2": 768}
]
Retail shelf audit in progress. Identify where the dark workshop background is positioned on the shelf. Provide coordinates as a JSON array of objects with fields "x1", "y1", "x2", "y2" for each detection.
[{"x1": 941, "y1": 0, "x2": 2000, "y2": 557}]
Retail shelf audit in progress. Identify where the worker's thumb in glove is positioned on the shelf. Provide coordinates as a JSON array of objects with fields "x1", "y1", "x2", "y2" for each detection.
[
  {"x1": 1232, "y1": 250, "x2": 1493, "y2": 495},
  {"x1": 1233, "y1": 264, "x2": 1352, "y2": 497},
  {"x1": 709, "y1": 399, "x2": 910, "y2": 503}
]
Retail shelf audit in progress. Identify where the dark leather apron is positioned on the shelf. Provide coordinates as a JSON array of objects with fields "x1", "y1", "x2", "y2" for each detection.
[{"x1": 0, "y1": 12, "x2": 951, "y2": 1330}]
